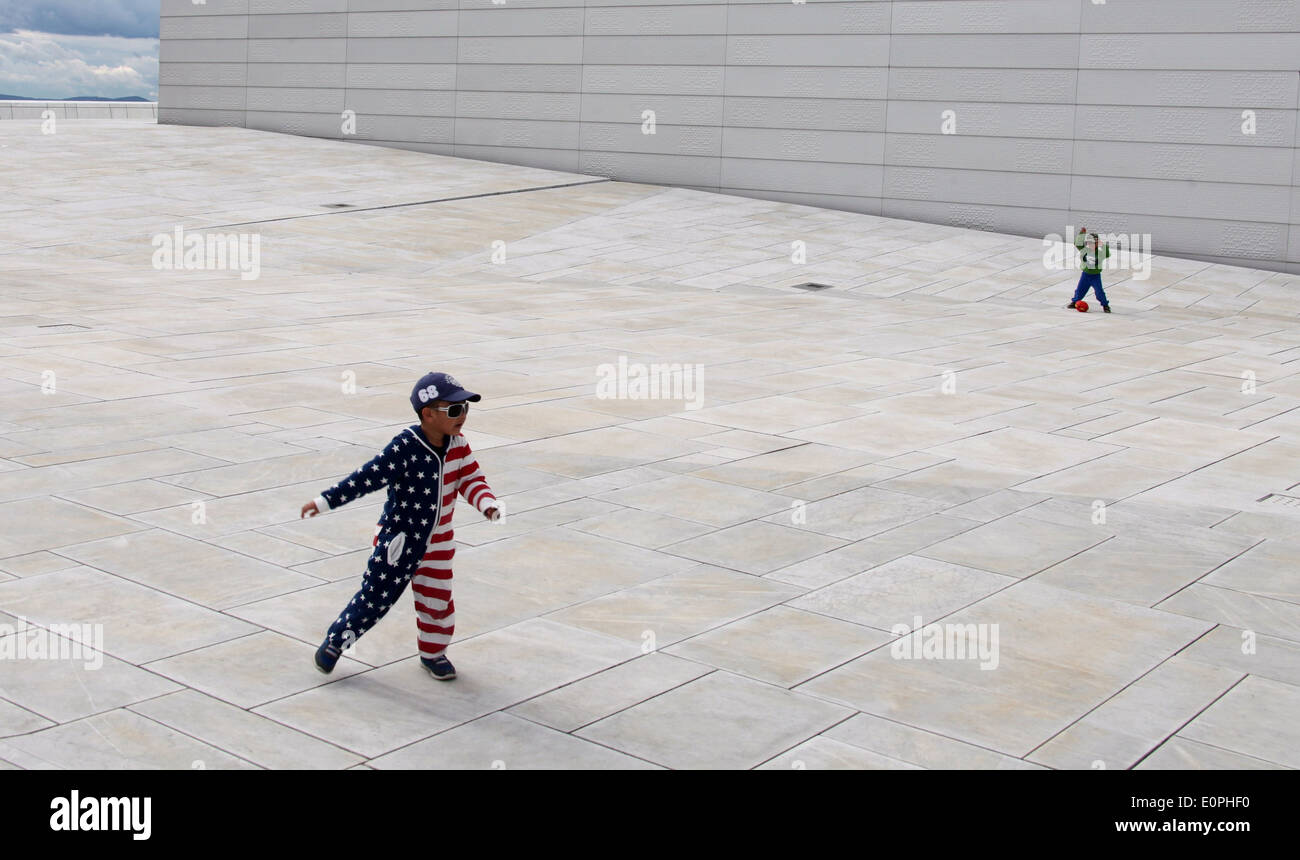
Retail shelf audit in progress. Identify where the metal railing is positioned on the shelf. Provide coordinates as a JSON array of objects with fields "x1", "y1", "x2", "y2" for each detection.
[{"x1": 0, "y1": 101, "x2": 157, "y2": 120}]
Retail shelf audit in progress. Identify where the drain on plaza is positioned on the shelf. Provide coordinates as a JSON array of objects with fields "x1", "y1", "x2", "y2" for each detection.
[
  {"x1": 321, "y1": 203, "x2": 354, "y2": 208},
  {"x1": 792, "y1": 282, "x2": 835, "y2": 291},
  {"x1": 1257, "y1": 493, "x2": 1300, "y2": 508}
]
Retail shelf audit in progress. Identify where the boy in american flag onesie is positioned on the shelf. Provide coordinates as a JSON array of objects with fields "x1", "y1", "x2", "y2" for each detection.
[{"x1": 300, "y1": 372, "x2": 500, "y2": 681}]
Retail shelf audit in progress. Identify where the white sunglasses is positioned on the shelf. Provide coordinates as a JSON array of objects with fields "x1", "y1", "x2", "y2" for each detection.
[{"x1": 433, "y1": 403, "x2": 470, "y2": 419}]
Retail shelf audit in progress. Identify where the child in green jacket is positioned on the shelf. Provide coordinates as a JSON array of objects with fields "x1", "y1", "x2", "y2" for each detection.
[{"x1": 1068, "y1": 227, "x2": 1112, "y2": 312}]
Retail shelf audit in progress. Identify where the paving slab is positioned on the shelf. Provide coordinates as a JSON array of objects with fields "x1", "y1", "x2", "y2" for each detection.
[
  {"x1": 129, "y1": 690, "x2": 364, "y2": 770},
  {"x1": 797, "y1": 582, "x2": 1212, "y2": 757},
  {"x1": 0, "y1": 709, "x2": 257, "y2": 770},
  {"x1": 1175, "y1": 676, "x2": 1300, "y2": 769},
  {"x1": 506, "y1": 652, "x2": 713, "y2": 733},
  {"x1": 370, "y1": 712, "x2": 660, "y2": 770},
  {"x1": 576, "y1": 670, "x2": 853, "y2": 770}
]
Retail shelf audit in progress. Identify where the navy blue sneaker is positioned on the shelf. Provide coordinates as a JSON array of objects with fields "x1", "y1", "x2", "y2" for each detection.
[
  {"x1": 421, "y1": 654, "x2": 456, "y2": 681},
  {"x1": 315, "y1": 640, "x2": 341, "y2": 674}
]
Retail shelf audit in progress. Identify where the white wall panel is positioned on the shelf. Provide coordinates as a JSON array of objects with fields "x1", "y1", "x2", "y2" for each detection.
[{"x1": 157, "y1": 0, "x2": 1300, "y2": 273}]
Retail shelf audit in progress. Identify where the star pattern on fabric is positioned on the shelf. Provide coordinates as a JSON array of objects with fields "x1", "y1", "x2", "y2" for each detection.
[{"x1": 319, "y1": 428, "x2": 493, "y2": 657}]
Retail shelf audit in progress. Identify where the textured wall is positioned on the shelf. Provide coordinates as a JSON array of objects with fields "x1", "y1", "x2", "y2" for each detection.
[{"x1": 158, "y1": 0, "x2": 1300, "y2": 273}]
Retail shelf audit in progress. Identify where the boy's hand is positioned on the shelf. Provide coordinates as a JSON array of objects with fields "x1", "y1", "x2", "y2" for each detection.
[
  {"x1": 484, "y1": 506, "x2": 501, "y2": 522},
  {"x1": 301, "y1": 501, "x2": 320, "y2": 518}
]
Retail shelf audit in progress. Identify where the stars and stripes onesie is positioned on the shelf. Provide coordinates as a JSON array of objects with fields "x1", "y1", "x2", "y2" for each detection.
[{"x1": 311, "y1": 426, "x2": 497, "y2": 661}]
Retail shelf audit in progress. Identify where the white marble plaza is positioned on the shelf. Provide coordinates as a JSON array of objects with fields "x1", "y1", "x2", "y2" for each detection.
[{"x1": 1, "y1": 119, "x2": 1298, "y2": 769}]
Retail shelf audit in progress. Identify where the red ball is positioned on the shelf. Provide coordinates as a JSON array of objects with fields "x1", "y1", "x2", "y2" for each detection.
[{"x1": 1076, "y1": 300, "x2": 1089, "y2": 312}]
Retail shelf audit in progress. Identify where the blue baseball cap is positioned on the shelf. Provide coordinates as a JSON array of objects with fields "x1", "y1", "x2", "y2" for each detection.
[{"x1": 411, "y1": 372, "x2": 481, "y2": 413}]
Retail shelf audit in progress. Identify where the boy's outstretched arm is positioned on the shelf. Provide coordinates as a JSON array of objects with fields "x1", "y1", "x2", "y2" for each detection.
[
  {"x1": 300, "y1": 435, "x2": 407, "y2": 518},
  {"x1": 453, "y1": 440, "x2": 500, "y2": 520}
]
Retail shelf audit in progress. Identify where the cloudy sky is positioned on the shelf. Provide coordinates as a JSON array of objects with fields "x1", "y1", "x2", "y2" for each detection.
[{"x1": 0, "y1": 2, "x2": 159, "y2": 99}]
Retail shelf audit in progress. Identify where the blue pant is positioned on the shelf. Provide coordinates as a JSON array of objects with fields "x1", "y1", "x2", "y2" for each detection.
[
  {"x1": 1072, "y1": 272, "x2": 1108, "y2": 307},
  {"x1": 325, "y1": 541, "x2": 414, "y2": 651}
]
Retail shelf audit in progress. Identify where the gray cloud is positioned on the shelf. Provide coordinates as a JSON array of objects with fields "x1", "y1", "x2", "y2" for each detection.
[
  {"x1": 0, "y1": 30, "x2": 157, "y2": 99},
  {"x1": 1, "y1": 1, "x2": 159, "y2": 39}
]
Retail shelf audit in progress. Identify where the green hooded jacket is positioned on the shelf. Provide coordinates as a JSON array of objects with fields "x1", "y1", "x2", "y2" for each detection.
[{"x1": 1075, "y1": 233, "x2": 1110, "y2": 275}]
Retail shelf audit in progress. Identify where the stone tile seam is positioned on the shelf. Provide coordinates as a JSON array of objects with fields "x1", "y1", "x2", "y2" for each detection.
[
  {"x1": 1126, "y1": 673, "x2": 1254, "y2": 770},
  {"x1": 197, "y1": 177, "x2": 613, "y2": 232}
]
